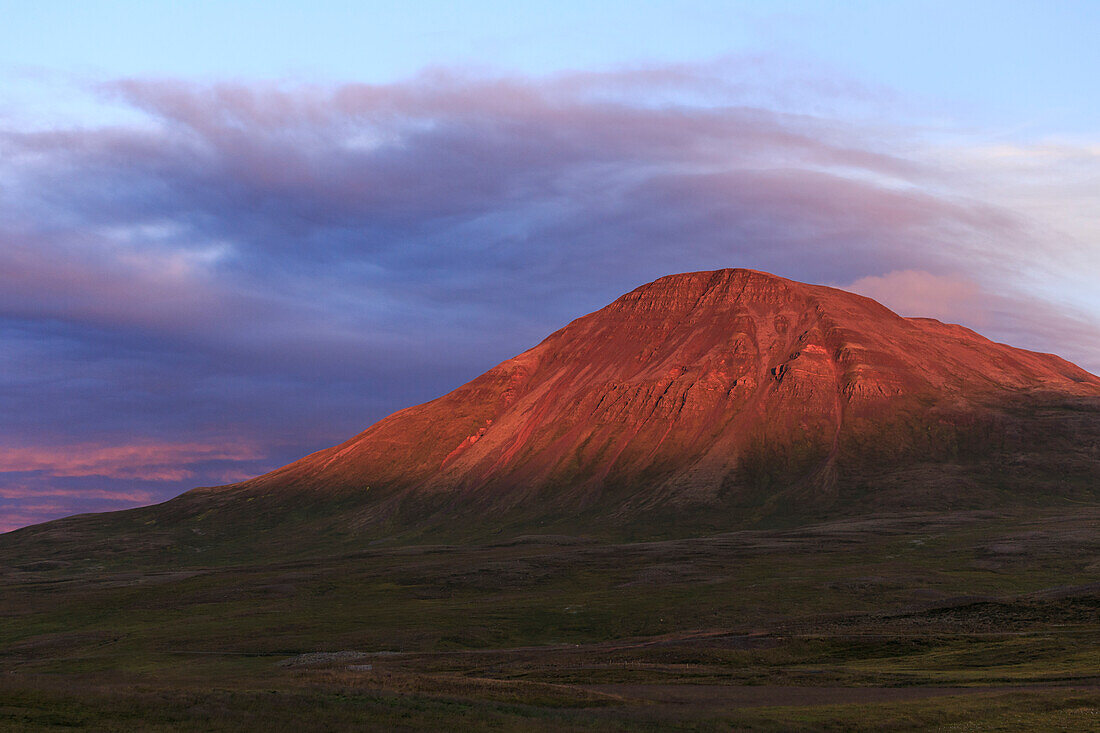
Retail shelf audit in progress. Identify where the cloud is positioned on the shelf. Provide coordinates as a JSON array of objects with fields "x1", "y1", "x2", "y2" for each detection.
[
  {"x1": 0, "y1": 511, "x2": 68, "y2": 534},
  {"x1": 846, "y1": 271, "x2": 986, "y2": 324},
  {"x1": 0, "y1": 441, "x2": 261, "y2": 480},
  {"x1": 0, "y1": 487, "x2": 154, "y2": 502},
  {"x1": 846, "y1": 270, "x2": 1100, "y2": 368},
  {"x1": 1, "y1": 61, "x2": 1098, "y2": 531},
  {"x1": 1, "y1": 516, "x2": 47, "y2": 534}
]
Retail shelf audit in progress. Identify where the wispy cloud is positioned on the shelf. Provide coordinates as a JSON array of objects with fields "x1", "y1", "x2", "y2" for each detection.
[
  {"x1": 845, "y1": 270, "x2": 1100, "y2": 366},
  {"x1": 0, "y1": 441, "x2": 260, "y2": 480},
  {"x1": 0, "y1": 487, "x2": 154, "y2": 502}
]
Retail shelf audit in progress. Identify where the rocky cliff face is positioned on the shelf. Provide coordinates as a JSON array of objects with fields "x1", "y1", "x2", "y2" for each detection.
[{"x1": 196, "y1": 269, "x2": 1099, "y2": 529}]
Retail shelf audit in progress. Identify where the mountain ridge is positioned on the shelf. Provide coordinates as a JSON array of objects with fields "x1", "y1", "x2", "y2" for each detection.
[
  {"x1": 5, "y1": 268, "x2": 1100, "y2": 551},
  {"x1": 193, "y1": 268, "x2": 1099, "y2": 519}
]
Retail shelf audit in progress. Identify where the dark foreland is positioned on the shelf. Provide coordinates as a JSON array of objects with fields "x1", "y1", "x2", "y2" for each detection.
[{"x1": 4, "y1": 269, "x2": 1100, "y2": 730}]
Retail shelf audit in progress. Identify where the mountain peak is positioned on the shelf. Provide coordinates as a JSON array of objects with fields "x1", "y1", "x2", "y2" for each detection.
[
  {"x1": 604, "y1": 267, "x2": 896, "y2": 330},
  {"x1": 200, "y1": 268, "x2": 1098, "y2": 536},
  {"x1": 619, "y1": 267, "x2": 802, "y2": 306}
]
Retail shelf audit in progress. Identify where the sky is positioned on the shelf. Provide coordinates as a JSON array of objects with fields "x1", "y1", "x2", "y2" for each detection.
[{"x1": 2, "y1": 1, "x2": 1099, "y2": 531}]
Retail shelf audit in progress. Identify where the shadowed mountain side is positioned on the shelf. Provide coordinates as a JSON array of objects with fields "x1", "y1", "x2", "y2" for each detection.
[{"x1": 5, "y1": 269, "x2": 1100, "y2": 556}]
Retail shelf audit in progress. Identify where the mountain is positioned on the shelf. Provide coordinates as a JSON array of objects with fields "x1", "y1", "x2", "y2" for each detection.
[{"x1": 7, "y1": 269, "x2": 1100, "y2": 552}]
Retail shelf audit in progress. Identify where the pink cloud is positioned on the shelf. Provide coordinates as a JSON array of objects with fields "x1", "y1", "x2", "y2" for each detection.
[
  {"x1": 845, "y1": 270, "x2": 987, "y2": 324},
  {"x1": 0, "y1": 441, "x2": 261, "y2": 480},
  {"x1": 0, "y1": 486, "x2": 154, "y2": 502},
  {"x1": 845, "y1": 270, "x2": 1100, "y2": 373},
  {"x1": 0, "y1": 513, "x2": 60, "y2": 533},
  {"x1": 9, "y1": 502, "x2": 68, "y2": 514}
]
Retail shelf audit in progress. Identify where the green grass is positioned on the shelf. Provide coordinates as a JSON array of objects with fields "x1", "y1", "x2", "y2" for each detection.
[{"x1": 3, "y1": 507, "x2": 1100, "y2": 729}]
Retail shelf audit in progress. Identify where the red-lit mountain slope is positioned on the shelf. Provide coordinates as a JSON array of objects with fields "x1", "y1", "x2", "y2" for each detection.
[
  {"x1": 193, "y1": 268, "x2": 1100, "y2": 528},
  {"x1": 8, "y1": 268, "x2": 1100, "y2": 552}
]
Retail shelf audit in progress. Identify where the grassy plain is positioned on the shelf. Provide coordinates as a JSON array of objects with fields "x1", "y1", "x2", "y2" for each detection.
[{"x1": 3, "y1": 507, "x2": 1100, "y2": 730}]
